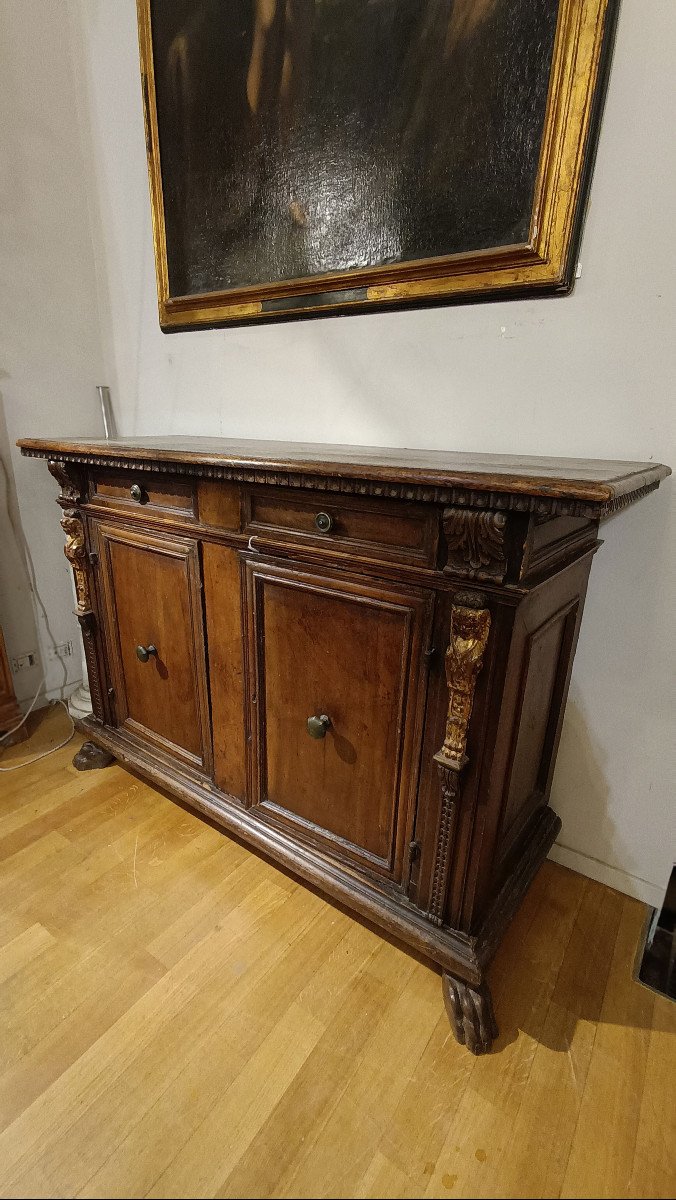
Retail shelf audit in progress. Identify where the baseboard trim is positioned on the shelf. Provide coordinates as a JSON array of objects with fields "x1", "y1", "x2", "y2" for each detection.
[{"x1": 549, "y1": 842, "x2": 664, "y2": 908}]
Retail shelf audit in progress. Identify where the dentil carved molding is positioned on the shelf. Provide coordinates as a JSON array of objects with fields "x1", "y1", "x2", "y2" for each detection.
[{"x1": 23, "y1": 447, "x2": 660, "y2": 520}]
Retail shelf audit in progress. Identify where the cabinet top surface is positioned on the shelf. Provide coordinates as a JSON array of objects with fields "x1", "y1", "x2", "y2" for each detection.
[{"x1": 18, "y1": 435, "x2": 670, "y2": 513}]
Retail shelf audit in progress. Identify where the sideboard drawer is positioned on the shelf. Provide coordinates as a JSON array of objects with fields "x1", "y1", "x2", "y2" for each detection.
[
  {"x1": 244, "y1": 487, "x2": 438, "y2": 568},
  {"x1": 245, "y1": 557, "x2": 433, "y2": 883},
  {"x1": 90, "y1": 470, "x2": 196, "y2": 522}
]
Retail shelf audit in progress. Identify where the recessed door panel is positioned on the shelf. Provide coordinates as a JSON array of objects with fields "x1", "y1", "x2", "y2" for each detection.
[
  {"x1": 246, "y1": 559, "x2": 432, "y2": 883},
  {"x1": 95, "y1": 522, "x2": 211, "y2": 771}
]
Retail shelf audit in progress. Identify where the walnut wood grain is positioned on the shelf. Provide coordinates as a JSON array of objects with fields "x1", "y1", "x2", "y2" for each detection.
[
  {"x1": 22, "y1": 437, "x2": 671, "y2": 1056},
  {"x1": 197, "y1": 480, "x2": 242, "y2": 530},
  {"x1": 245, "y1": 486, "x2": 438, "y2": 569},
  {"x1": 202, "y1": 543, "x2": 247, "y2": 800},
  {"x1": 94, "y1": 522, "x2": 212, "y2": 773},
  {"x1": 245, "y1": 557, "x2": 432, "y2": 882}
]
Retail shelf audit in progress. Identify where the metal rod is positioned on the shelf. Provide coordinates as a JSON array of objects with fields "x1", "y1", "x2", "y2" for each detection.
[{"x1": 97, "y1": 386, "x2": 116, "y2": 440}]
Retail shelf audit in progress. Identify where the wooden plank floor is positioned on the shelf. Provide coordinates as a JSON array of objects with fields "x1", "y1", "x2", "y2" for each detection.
[{"x1": 0, "y1": 705, "x2": 673, "y2": 1199}]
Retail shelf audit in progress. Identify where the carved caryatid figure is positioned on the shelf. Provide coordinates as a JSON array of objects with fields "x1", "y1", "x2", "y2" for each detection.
[
  {"x1": 437, "y1": 602, "x2": 491, "y2": 771},
  {"x1": 431, "y1": 595, "x2": 495, "y2": 1050},
  {"x1": 428, "y1": 597, "x2": 491, "y2": 928},
  {"x1": 60, "y1": 511, "x2": 89, "y2": 614}
]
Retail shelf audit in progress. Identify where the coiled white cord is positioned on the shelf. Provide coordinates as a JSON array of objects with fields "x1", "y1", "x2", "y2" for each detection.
[{"x1": 0, "y1": 684, "x2": 75, "y2": 772}]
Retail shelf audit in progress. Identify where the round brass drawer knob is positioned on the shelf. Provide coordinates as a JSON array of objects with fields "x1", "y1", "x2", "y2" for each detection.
[
  {"x1": 136, "y1": 644, "x2": 157, "y2": 663},
  {"x1": 314, "y1": 511, "x2": 333, "y2": 533},
  {"x1": 306, "y1": 714, "x2": 331, "y2": 739},
  {"x1": 130, "y1": 483, "x2": 145, "y2": 503}
]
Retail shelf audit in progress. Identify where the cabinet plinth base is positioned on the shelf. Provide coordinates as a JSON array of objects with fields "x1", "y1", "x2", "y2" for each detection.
[
  {"x1": 73, "y1": 741, "x2": 115, "y2": 771},
  {"x1": 442, "y1": 972, "x2": 498, "y2": 1055}
]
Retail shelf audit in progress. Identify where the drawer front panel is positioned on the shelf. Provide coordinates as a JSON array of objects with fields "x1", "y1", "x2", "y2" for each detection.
[
  {"x1": 245, "y1": 488, "x2": 438, "y2": 568},
  {"x1": 95, "y1": 522, "x2": 211, "y2": 771},
  {"x1": 246, "y1": 558, "x2": 433, "y2": 882},
  {"x1": 91, "y1": 471, "x2": 196, "y2": 521}
]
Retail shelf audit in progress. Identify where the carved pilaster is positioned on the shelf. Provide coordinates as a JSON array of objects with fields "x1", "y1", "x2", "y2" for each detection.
[
  {"x1": 48, "y1": 460, "x2": 106, "y2": 723},
  {"x1": 78, "y1": 611, "x2": 106, "y2": 723},
  {"x1": 443, "y1": 507, "x2": 507, "y2": 583},
  {"x1": 426, "y1": 596, "x2": 491, "y2": 926},
  {"x1": 428, "y1": 763, "x2": 462, "y2": 926}
]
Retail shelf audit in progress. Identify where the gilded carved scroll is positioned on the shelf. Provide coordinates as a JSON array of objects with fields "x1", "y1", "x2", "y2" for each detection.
[{"x1": 427, "y1": 596, "x2": 491, "y2": 925}]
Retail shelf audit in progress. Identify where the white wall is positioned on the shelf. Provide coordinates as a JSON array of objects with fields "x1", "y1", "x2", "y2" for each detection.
[
  {"x1": 0, "y1": 0, "x2": 107, "y2": 707},
  {"x1": 14, "y1": 1, "x2": 675, "y2": 905}
]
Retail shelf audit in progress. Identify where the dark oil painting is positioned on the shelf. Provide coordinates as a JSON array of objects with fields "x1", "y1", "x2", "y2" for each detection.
[{"x1": 150, "y1": 1, "x2": 562, "y2": 300}]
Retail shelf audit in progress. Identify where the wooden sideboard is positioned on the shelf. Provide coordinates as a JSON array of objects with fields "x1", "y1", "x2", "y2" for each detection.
[{"x1": 18, "y1": 436, "x2": 670, "y2": 1054}]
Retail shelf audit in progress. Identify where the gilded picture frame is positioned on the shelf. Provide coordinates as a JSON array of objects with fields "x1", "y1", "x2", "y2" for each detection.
[{"x1": 137, "y1": 1, "x2": 619, "y2": 331}]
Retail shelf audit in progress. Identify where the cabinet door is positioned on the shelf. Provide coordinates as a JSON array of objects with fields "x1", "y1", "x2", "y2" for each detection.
[
  {"x1": 95, "y1": 522, "x2": 212, "y2": 773},
  {"x1": 245, "y1": 558, "x2": 433, "y2": 884}
]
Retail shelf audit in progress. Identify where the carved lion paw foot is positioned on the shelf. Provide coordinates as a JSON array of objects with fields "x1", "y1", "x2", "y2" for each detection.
[{"x1": 442, "y1": 972, "x2": 498, "y2": 1055}]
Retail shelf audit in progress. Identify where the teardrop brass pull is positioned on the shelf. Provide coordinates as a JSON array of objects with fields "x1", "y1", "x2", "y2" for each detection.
[
  {"x1": 136, "y1": 644, "x2": 157, "y2": 663},
  {"x1": 306, "y1": 714, "x2": 331, "y2": 739}
]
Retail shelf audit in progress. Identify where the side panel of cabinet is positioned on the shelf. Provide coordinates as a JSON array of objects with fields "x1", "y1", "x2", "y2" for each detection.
[
  {"x1": 464, "y1": 551, "x2": 595, "y2": 932},
  {"x1": 202, "y1": 542, "x2": 247, "y2": 800},
  {"x1": 94, "y1": 521, "x2": 212, "y2": 773},
  {"x1": 244, "y1": 557, "x2": 433, "y2": 885}
]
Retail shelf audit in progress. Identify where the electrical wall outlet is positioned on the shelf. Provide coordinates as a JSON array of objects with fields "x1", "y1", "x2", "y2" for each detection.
[
  {"x1": 11, "y1": 652, "x2": 37, "y2": 673},
  {"x1": 47, "y1": 640, "x2": 74, "y2": 661}
]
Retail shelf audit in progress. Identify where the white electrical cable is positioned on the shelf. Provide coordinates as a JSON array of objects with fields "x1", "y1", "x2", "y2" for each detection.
[
  {"x1": 0, "y1": 699, "x2": 75, "y2": 772},
  {"x1": 0, "y1": 453, "x2": 76, "y2": 769},
  {"x1": 0, "y1": 672, "x2": 46, "y2": 742}
]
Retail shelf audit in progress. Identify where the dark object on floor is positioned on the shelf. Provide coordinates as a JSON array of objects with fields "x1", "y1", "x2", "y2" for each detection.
[
  {"x1": 637, "y1": 866, "x2": 676, "y2": 1000},
  {"x1": 73, "y1": 741, "x2": 115, "y2": 771}
]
